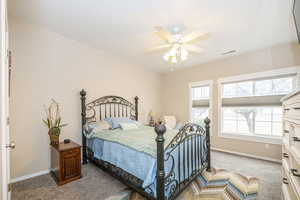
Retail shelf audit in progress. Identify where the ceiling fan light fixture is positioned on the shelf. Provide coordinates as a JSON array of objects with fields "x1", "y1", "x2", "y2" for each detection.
[
  {"x1": 181, "y1": 48, "x2": 189, "y2": 57},
  {"x1": 163, "y1": 45, "x2": 189, "y2": 63},
  {"x1": 148, "y1": 26, "x2": 209, "y2": 65}
]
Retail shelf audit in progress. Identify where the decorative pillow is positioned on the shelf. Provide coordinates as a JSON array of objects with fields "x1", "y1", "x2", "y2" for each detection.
[
  {"x1": 105, "y1": 117, "x2": 140, "y2": 129},
  {"x1": 83, "y1": 120, "x2": 111, "y2": 138},
  {"x1": 163, "y1": 116, "x2": 177, "y2": 129},
  {"x1": 83, "y1": 122, "x2": 99, "y2": 138},
  {"x1": 95, "y1": 120, "x2": 111, "y2": 130},
  {"x1": 83, "y1": 123, "x2": 94, "y2": 138},
  {"x1": 119, "y1": 123, "x2": 139, "y2": 130}
]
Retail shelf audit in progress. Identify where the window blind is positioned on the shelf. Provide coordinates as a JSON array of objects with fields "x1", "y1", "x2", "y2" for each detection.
[
  {"x1": 191, "y1": 85, "x2": 209, "y2": 108},
  {"x1": 222, "y1": 95, "x2": 283, "y2": 107}
]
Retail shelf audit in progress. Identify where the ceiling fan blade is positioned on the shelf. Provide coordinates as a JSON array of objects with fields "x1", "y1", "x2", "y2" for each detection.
[
  {"x1": 154, "y1": 26, "x2": 174, "y2": 42},
  {"x1": 181, "y1": 32, "x2": 210, "y2": 43},
  {"x1": 145, "y1": 44, "x2": 171, "y2": 53},
  {"x1": 183, "y1": 44, "x2": 204, "y2": 54}
]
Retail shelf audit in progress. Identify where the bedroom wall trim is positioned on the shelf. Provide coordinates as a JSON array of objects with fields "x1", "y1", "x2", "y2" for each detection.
[
  {"x1": 211, "y1": 147, "x2": 281, "y2": 163},
  {"x1": 9, "y1": 147, "x2": 279, "y2": 184},
  {"x1": 10, "y1": 169, "x2": 50, "y2": 184}
]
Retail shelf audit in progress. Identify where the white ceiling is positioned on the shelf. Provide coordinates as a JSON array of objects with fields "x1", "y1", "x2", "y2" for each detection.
[{"x1": 8, "y1": 0, "x2": 298, "y2": 72}]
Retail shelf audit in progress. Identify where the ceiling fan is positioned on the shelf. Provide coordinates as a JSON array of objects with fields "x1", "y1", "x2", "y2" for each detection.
[{"x1": 147, "y1": 26, "x2": 210, "y2": 63}]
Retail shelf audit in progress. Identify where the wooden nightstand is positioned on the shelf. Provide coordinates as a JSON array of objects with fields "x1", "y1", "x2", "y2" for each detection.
[{"x1": 50, "y1": 140, "x2": 82, "y2": 185}]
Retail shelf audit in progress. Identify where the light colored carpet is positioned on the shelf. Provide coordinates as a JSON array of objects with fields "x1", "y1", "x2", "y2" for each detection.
[
  {"x1": 211, "y1": 151, "x2": 281, "y2": 200},
  {"x1": 12, "y1": 151, "x2": 281, "y2": 200}
]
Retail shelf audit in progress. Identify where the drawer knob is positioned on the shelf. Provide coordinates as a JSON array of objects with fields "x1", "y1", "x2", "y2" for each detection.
[
  {"x1": 283, "y1": 153, "x2": 289, "y2": 158},
  {"x1": 294, "y1": 107, "x2": 300, "y2": 110},
  {"x1": 284, "y1": 130, "x2": 289, "y2": 133},
  {"x1": 293, "y1": 137, "x2": 300, "y2": 142},
  {"x1": 291, "y1": 168, "x2": 300, "y2": 177},
  {"x1": 283, "y1": 178, "x2": 289, "y2": 185},
  {"x1": 284, "y1": 108, "x2": 290, "y2": 111}
]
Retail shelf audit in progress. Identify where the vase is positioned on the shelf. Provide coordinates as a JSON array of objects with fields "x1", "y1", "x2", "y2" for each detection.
[{"x1": 48, "y1": 127, "x2": 60, "y2": 145}]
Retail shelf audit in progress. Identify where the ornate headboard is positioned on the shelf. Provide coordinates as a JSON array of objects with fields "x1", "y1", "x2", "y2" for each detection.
[
  {"x1": 86, "y1": 95, "x2": 138, "y2": 122},
  {"x1": 80, "y1": 89, "x2": 138, "y2": 164}
]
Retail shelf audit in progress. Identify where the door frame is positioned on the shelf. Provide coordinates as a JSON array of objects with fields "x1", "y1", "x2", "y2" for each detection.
[{"x1": 1, "y1": 0, "x2": 10, "y2": 199}]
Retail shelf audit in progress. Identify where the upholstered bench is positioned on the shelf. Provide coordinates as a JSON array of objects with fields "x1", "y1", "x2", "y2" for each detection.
[
  {"x1": 105, "y1": 168, "x2": 259, "y2": 200},
  {"x1": 189, "y1": 168, "x2": 259, "y2": 200}
]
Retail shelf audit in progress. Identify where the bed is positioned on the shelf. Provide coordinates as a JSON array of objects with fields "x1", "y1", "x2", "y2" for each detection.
[{"x1": 80, "y1": 89, "x2": 211, "y2": 200}]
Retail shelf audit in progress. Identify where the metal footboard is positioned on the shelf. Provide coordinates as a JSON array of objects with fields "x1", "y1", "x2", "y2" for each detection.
[{"x1": 155, "y1": 118, "x2": 211, "y2": 200}]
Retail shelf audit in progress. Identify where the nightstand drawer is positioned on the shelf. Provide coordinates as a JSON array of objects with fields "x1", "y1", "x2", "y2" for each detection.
[{"x1": 62, "y1": 148, "x2": 80, "y2": 156}]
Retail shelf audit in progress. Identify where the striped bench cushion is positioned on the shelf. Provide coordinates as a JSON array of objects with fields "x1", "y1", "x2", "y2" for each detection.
[{"x1": 105, "y1": 168, "x2": 259, "y2": 200}]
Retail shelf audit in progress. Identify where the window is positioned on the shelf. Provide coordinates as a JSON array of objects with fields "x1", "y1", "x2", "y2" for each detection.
[
  {"x1": 222, "y1": 77, "x2": 294, "y2": 98},
  {"x1": 189, "y1": 81, "x2": 212, "y2": 124},
  {"x1": 219, "y1": 69, "x2": 297, "y2": 141},
  {"x1": 222, "y1": 107, "x2": 282, "y2": 137},
  {"x1": 192, "y1": 86, "x2": 209, "y2": 100}
]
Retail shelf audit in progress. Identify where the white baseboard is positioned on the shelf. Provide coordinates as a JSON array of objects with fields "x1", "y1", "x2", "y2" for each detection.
[
  {"x1": 9, "y1": 148, "x2": 281, "y2": 183},
  {"x1": 212, "y1": 147, "x2": 282, "y2": 164},
  {"x1": 10, "y1": 169, "x2": 50, "y2": 184}
]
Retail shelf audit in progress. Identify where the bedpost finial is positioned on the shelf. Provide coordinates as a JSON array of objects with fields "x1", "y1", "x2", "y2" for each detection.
[
  {"x1": 80, "y1": 89, "x2": 86, "y2": 96},
  {"x1": 204, "y1": 117, "x2": 210, "y2": 127},
  {"x1": 155, "y1": 123, "x2": 166, "y2": 136},
  {"x1": 134, "y1": 96, "x2": 138, "y2": 101}
]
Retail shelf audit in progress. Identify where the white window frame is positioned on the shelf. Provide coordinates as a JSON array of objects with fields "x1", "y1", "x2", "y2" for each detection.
[
  {"x1": 189, "y1": 80, "x2": 213, "y2": 124},
  {"x1": 217, "y1": 67, "x2": 300, "y2": 145}
]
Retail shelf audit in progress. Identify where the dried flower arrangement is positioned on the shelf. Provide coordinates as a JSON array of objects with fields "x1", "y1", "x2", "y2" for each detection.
[{"x1": 43, "y1": 99, "x2": 67, "y2": 145}]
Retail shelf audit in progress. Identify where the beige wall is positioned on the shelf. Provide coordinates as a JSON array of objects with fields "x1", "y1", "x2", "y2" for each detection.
[
  {"x1": 9, "y1": 19, "x2": 162, "y2": 178},
  {"x1": 162, "y1": 42, "x2": 300, "y2": 161},
  {"x1": 9, "y1": 17, "x2": 300, "y2": 178}
]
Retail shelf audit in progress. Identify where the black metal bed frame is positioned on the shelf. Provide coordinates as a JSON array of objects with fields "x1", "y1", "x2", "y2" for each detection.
[{"x1": 80, "y1": 89, "x2": 211, "y2": 200}]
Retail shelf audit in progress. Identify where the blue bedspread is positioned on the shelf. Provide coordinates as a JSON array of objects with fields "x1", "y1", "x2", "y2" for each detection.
[
  {"x1": 86, "y1": 126, "x2": 207, "y2": 198},
  {"x1": 88, "y1": 137, "x2": 158, "y2": 188}
]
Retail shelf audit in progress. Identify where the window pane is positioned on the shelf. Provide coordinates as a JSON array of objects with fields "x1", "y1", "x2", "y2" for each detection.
[
  {"x1": 272, "y1": 122, "x2": 282, "y2": 136},
  {"x1": 273, "y1": 78, "x2": 293, "y2": 95},
  {"x1": 272, "y1": 107, "x2": 282, "y2": 121},
  {"x1": 223, "y1": 108, "x2": 236, "y2": 120},
  {"x1": 223, "y1": 120, "x2": 237, "y2": 133},
  {"x1": 222, "y1": 107, "x2": 254, "y2": 134},
  {"x1": 255, "y1": 108, "x2": 272, "y2": 121},
  {"x1": 223, "y1": 83, "x2": 236, "y2": 97},
  {"x1": 222, "y1": 106, "x2": 283, "y2": 137},
  {"x1": 222, "y1": 76, "x2": 295, "y2": 98},
  {"x1": 236, "y1": 81, "x2": 253, "y2": 97},
  {"x1": 255, "y1": 121, "x2": 272, "y2": 135},
  {"x1": 192, "y1": 86, "x2": 209, "y2": 100},
  {"x1": 192, "y1": 107, "x2": 208, "y2": 123},
  {"x1": 237, "y1": 119, "x2": 250, "y2": 134},
  {"x1": 255, "y1": 80, "x2": 272, "y2": 96}
]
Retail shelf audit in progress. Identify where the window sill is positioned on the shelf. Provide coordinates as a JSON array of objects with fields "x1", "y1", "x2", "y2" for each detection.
[{"x1": 219, "y1": 132, "x2": 282, "y2": 145}]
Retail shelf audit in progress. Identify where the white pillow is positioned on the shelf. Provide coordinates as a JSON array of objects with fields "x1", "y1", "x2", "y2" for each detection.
[
  {"x1": 163, "y1": 116, "x2": 176, "y2": 129},
  {"x1": 119, "y1": 122, "x2": 139, "y2": 130}
]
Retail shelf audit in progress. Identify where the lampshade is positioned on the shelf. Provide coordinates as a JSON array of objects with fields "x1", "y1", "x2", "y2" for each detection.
[{"x1": 149, "y1": 110, "x2": 155, "y2": 117}]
